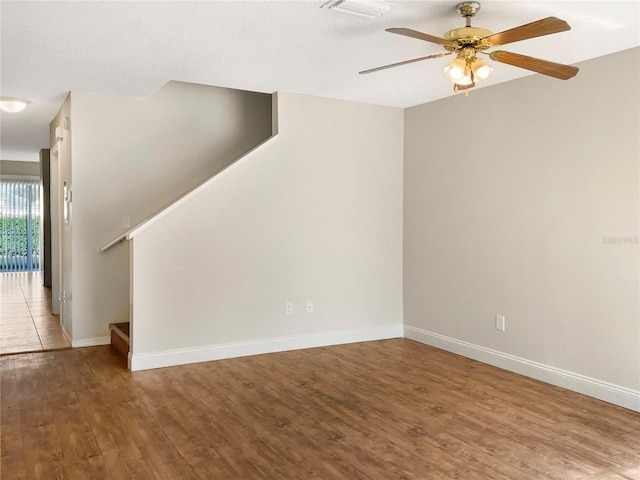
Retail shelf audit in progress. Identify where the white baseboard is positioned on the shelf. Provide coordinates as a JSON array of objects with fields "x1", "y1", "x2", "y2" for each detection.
[
  {"x1": 130, "y1": 324, "x2": 403, "y2": 372},
  {"x1": 404, "y1": 325, "x2": 640, "y2": 413},
  {"x1": 71, "y1": 335, "x2": 111, "y2": 348}
]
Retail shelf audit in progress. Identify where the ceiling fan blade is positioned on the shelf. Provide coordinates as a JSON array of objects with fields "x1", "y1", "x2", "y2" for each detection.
[
  {"x1": 489, "y1": 51, "x2": 579, "y2": 80},
  {"x1": 359, "y1": 52, "x2": 451, "y2": 75},
  {"x1": 386, "y1": 28, "x2": 454, "y2": 47},
  {"x1": 483, "y1": 17, "x2": 571, "y2": 47}
]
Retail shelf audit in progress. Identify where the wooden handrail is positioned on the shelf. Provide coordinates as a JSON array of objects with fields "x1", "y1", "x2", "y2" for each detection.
[
  {"x1": 99, "y1": 114, "x2": 279, "y2": 254},
  {"x1": 100, "y1": 234, "x2": 127, "y2": 252}
]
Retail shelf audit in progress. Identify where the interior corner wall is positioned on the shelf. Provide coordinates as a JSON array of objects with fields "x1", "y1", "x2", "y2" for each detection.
[
  {"x1": 130, "y1": 92, "x2": 404, "y2": 365},
  {"x1": 69, "y1": 82, "x2": 273, "y2": 342},
  {"x1": 404, "y1": 48, "x2": 640, "y2": 394}
]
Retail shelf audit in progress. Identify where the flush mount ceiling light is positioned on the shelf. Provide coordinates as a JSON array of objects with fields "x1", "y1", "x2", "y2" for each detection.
[
  {"x1": 321, "y1": 0, "x2": 393, "y2": 19},
  {"x1": 0, "y1": 97, "x2": 31, "y2": 113},
  {"x1": 360, "y1": 2, "x2": 579, "y2": 95}
]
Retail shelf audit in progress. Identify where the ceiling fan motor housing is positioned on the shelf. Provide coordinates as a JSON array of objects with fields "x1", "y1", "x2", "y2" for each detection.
[
  {"x1": 445, "y1": 2, "x2": 492, "y2": 51},
  {"x1": 444, "y1": 27, "x2": 493, "y2": 46}
]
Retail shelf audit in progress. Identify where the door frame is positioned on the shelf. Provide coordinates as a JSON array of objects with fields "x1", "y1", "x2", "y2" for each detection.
[{"x1": 50, "y1": 142, "x2": 62, "y2": 318}]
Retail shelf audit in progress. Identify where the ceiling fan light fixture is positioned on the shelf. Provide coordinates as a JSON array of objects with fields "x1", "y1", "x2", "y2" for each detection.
[
  {"x1": 471, "y1": 59, "x2": 493, "y2": 80},
  {"x1": 454, "y1": 81, "x2": 475, "y2": 93},
  {"x1": 456, "y1": 71, "x2": 474, "y2": 86},
  {"x1": 444, "y1": 55, "x2": 491, "y2": 90},
  {"x1": 443, "y1": 57, "x2": 467, "y2": 81},
  {"x1": 0, "y1": 97, "x2": 31, "y2": 113}
]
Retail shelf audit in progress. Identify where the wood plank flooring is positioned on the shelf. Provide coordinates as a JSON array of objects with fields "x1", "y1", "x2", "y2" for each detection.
[
  {"x1": 1, "y1": 340, "x2": 639, "y2": 479},
  {"x1": 0, "y1": 272, "x2": 70, "y2": 355}
]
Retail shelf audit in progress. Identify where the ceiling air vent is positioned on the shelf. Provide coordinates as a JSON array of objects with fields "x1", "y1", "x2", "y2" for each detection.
[{"x1": 321, "y1": 0, "x2": 393, "y2": 19}]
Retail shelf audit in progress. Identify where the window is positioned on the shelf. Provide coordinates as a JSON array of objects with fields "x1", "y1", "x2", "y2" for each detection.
[{"x1": 0, "y1": 179, "x2": 40, "y2": 272}]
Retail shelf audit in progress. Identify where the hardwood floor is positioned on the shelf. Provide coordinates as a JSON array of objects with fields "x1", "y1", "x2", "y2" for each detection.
[
  {"x1": 1, "y1": 339, "x2": 639, "y2": 479},
  {"x1": 0, "y1": 272, "x2": 70, "y2": 355}
]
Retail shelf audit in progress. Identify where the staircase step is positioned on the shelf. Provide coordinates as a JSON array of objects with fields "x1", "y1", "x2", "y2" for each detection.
[{"x1": 109, "y1": 322, "x2": 130, "y2": 360}]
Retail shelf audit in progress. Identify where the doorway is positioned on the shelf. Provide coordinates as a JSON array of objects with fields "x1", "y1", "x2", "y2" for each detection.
[
  {"x1": 0, "y1": 271, "x2": 70, "y2": 355},
  {"x1": 0, "y1": 174, "x2": 70, "y2": 354}
]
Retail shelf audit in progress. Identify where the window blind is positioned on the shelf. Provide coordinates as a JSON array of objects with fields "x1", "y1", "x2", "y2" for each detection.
[{"x1": 0, "y1": 179, "x2": 41, "y2": 272}]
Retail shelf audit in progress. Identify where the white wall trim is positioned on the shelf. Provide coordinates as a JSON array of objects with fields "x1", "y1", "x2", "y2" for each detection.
[
  {"x1": 100, "y1": 135, "x2": 280, "y2": 251},
  {"x1": 130, "y1": 324, "x2": 403, "y2": 371},
  {"x1": 100, "y1": 137, "x2": 279, "y2": 251},
  {"x1": 71, "y1": 335, "x2": 111, "y2": 348},
  {"x1": 404, "y1": 325, "x2": 640, "y2": 413}
]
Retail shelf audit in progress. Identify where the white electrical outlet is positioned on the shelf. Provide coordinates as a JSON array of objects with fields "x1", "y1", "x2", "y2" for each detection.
[
  {"x1": 496, "y1": 315, "x2": 506, "y2": 332},
  {"x1": 305, "y1": 300, "x2": 314, "y2": 314},
  {"x1": 285, "y1": 302, "x2": 293, "y2": 316}
]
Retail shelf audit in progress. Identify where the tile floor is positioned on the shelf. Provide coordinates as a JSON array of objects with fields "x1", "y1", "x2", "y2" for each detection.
[{"x1": 0, "y1": 272, "x2": 70, "y2": 355}]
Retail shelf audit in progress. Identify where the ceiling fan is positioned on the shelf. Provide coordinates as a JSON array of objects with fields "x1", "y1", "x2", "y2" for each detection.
[{"x1": 360, "y1": 2, "x2": 579, "y2": 93}]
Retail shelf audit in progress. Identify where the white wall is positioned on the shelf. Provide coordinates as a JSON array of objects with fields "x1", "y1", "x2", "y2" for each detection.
[
  {"x1": 0, "y1": 160, "x2": 40, "y2": 177},
  {"x1": 404, "y1": 48, "x2": 639, "y2": 407},
  {"x1": 65, "y1": 81, "x2": 272, "y2": 343},
  {"x1": 130, "y1": 92, "x2": 404, "y2": 368}
]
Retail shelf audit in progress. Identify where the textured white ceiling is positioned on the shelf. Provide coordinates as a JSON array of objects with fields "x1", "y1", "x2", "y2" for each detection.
[{"x1": 1, "y1": 0, "x2": 638, "y2": 161}]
